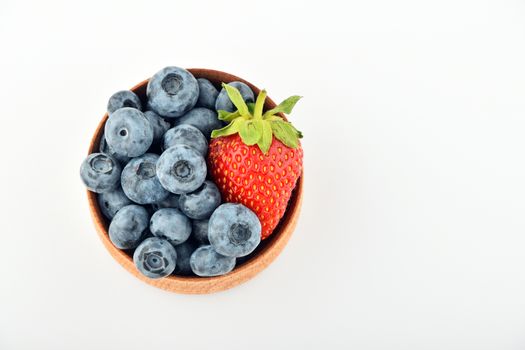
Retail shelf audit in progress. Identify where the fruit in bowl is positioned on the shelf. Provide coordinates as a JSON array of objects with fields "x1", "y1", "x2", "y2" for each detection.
[{"x1": 81, "y1": 67, "x2": 304, "y2": 293}]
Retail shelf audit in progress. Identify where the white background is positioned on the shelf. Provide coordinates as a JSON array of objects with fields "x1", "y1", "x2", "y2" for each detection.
[{"x1": 1, "y1": 0, "x2": 525, "y2": 349}]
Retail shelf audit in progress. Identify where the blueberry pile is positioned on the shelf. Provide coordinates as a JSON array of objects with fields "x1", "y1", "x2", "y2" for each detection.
[{"x1": 80, "y1": 66, "x2": 261, "y2": 279}]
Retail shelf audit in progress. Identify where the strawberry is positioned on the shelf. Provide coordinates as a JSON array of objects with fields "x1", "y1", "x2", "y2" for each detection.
[{"x1": 208, "y1": 84, "x2": 303, "y2": 239}]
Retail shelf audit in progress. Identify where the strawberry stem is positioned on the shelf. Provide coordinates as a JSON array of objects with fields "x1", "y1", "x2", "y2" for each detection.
[
  {"x1": 212, "y1": 84, "x2": 303, "y2": 153},
  {"x1": 253, "y1": 89, "x2": 267, "y2": 120}
]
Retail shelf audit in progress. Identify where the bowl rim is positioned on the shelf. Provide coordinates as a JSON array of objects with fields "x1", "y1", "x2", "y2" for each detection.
[{"x1": 87, "y1": 68, "x2": 303, "y2": 294}]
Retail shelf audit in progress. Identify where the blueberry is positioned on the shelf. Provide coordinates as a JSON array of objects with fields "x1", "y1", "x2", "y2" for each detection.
[
  {"x1": 175, "y1": 108, "x2": 223, "y2": 139},
  {"x1": 99, "y1": 133, "x2": 130, "y2": 165},
  {"x1": 109, "y1": 204, "x2": 149, "y2": 249},
  {"x1": 80, "y1": 153, "x2": 121, "y2": 193},
  {"x1": 196, "y1": 78, "x2": 219, "y2": 109},
  {"x1": 97, "y1": 186, "x2": 132, "y2": 219},
  {"x1": 105, "y1": 107, "x2": 153, "y2": 157},
  {"x1": 178, "y1": 181, "x2": 221, "y2": 220},
  {"x1": 174, "y1": 241, "x2": 197, "y2": 275},
  {"x1": 133, "y1": 237, "x2": 177, "y2": 279},
  {"x1": 192, "y1": 219, "x2": 210, "y2": 245},
  {"x1": 120, "y1": 153, "x2": 169, "y2": 204},
  {"x1": 156, "y1": 144, "x2": 207, "y2": 194},
  {"x1": 151, "y1": 193, "x2": 180, "y2": 211},
  {"x1": 208, "y1": 203, "x2": 261, "y2": 258},
  {"x1": 215, "y1": 81, "x2": 255, "y2": 112},
  {"x1": 149, "y1": 208, "x2": 192, "y2": 246},
  {"x1": 163, "y1": 124, "x2": 207, "y2": 156},
  {"x1": 190, "y1": 245, "x2": 235, "y2": 277},
  {"x1": 107, "y1": 90, "x2": 142, "y2": 114},
  {"x1": 147, "y1": 66, "x2": 199, "y2": 118},
  {"x1": 143, "y1": 110, "x2": 170, "y2": 143}
]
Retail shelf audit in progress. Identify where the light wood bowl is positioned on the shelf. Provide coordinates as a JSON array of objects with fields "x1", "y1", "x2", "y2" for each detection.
[{"x1": 87, "y1": 68, "x2": 303, "y2": 294}]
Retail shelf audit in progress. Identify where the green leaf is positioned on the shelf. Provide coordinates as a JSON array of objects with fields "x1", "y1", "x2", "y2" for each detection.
[
  {"x1": 270, "y1": 120, "x2": 300, "y2": 148},
  {"x1": 263, "y1": 95, "x2": 302, "y2": 118},
  {"x1": 218, "y1": 110, "x2": 240, "y2": 122},
  {"x1": 253, "y1": 89, "x2": 267, "y2": 119},
  {"x1": 222, "y1": 83, "x2": 249, "y2": 115},
  {"x1": 289, "y1": 123, "x2": 303, "y2": 138},
  {"x1": 217, "y1": 110, "x2": 230, "y2": 120},
  {"x1": 239, "y1": 119, "x2": 262, "y2": 145},
  {"x1": 263, "y1": 115, "x2": 284, "y2": 122},
  {"x1": 257, "y1": 120, "x2": 273, "y2": 154},
  {"x1": 211, "y1": 119, "x2": 242, "y2": 138},
  {"x1": 247, "y1": 103, "x2": 255, "y2": 114}
]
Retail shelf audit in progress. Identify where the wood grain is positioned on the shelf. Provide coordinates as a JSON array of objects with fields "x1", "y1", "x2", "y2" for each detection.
[{"x1": 87, "y1": 69, "x2": 304, "y2": 294}]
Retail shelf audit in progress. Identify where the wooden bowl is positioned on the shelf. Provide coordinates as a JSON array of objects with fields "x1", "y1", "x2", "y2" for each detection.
[{"x1": 87, "y1": 68, "x2": 303, "y2": 294}]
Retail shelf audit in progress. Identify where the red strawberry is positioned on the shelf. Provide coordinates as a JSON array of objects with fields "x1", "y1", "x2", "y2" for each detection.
[{"x1": 208, "y1": 84, "x2": 303, "y2": 239}]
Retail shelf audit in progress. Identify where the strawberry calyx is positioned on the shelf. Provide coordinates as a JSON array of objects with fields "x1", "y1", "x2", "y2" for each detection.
[{"x1": 211, "y1": 83, "x2": 303, "y2": 154}]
